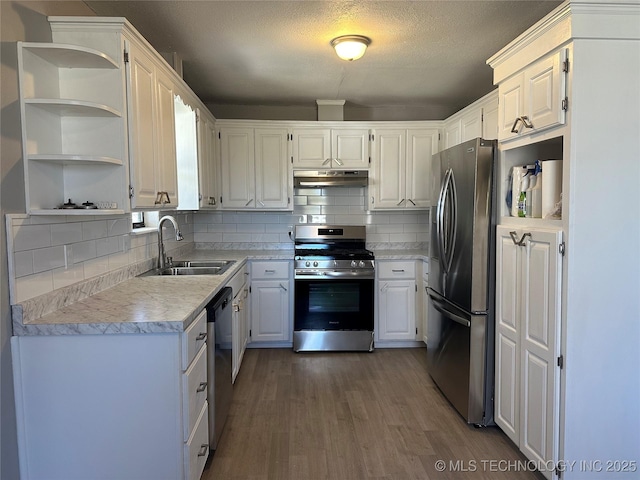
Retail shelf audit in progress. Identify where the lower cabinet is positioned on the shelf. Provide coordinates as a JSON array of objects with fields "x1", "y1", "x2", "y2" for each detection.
[
  {"x1": 10, "y1": 310, "x2": 209, "y2": 480},
  {"x1": 376, "y1": 260, "x2": 418, "y2": 343},
  {"x1": 229, "y1": 265, "x2": 250, "y2": 383},
  {"x1": 250, "y1": 261, "x2": 293, "y2": 344},
  {"x1": 495, "y1": 225, "x2": 563, "y2": 479}
]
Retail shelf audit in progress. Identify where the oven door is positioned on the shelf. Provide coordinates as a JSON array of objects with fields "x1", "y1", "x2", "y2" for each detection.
[{"x1": 294, "y1": 276, "x2": 374, "y2": 331}]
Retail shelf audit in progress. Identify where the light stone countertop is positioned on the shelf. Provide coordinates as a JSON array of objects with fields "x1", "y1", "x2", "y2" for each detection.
[
  {"x1": 12, "y1": 249, "x2": 425, "y2": 336},
  {"x1": 12, "y1": 250, "x2": 292, "y2": 336}
]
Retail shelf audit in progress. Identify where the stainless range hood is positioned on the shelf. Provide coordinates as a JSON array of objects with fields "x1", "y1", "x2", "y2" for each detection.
[{"x1": 294, "y1": 170, "x2": 368, "y2": 188}]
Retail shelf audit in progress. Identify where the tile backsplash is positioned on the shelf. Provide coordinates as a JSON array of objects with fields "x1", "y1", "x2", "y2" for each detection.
[
  {"x1": 7, "y1": 212, "x2": 194, "y2": 304},
  {"x1": 7, "y1": 187, "x2": 428, "y2": 305},
  {"x1": 194, "y1": 187, "x2": 429, "y2": 250}
]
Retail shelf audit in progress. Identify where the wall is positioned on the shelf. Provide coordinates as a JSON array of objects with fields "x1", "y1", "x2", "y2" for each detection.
[
  {"x1": 0, "y1": 2, "x2": 99, "y2": 477},
  {"x1": 194, "y1": 187, "x2": 429, "y2": 250}
]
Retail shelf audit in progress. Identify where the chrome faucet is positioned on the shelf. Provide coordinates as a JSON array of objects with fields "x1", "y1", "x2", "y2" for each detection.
[{"x1": 157, "y1": 215, "x2": 184, "y2": 269}]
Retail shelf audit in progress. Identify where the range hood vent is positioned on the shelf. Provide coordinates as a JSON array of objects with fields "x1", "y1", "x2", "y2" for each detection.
[{"x1": 294, "y1": 170, "x2": 368, "y2": 188}]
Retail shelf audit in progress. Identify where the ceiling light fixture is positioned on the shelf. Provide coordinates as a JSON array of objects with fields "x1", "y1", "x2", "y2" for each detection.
[{"x1": 330, "y1": 35, "x2": 371, "y2": 61}]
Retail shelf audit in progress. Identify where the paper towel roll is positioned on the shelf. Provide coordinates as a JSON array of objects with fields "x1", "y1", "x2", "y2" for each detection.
[{"x1": 541, "y1": 160, "x2": 562, "y2": 218}]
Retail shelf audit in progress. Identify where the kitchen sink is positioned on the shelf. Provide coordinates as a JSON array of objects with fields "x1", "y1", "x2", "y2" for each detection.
[{"x1": 140, "y1": 260, "x2": 236, "y2": 276}]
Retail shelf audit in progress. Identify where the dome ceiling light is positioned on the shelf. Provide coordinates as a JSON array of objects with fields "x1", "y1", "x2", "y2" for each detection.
[{"x1": 330, "y1": 35, "x2": 371, "y2": 61}]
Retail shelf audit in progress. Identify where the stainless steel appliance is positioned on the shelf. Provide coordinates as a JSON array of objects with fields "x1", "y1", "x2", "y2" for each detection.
[
  {"x1": 426, "y1": 137, "x2": 496, "y2": 426},
  {"x1": 293, "y1": 225, "x2": 375, "y2": 352},
  {"x1": 206, "y1": 287, "x2": 233, "y2": 450},
  {"x1": 293, "y1": 170, "x2": 368, "y2": 188}
]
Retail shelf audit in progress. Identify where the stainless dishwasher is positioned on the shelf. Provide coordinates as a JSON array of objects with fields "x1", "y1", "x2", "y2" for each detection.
[{"x1": 206, "y1": 287, "x2": 233, "y2": 451}]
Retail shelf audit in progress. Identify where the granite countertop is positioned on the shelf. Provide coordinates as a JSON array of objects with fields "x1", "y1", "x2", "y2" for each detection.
[
  {"x1": 13, "y1": 250, "x2": 291, "y2": 336},
  {"x1": 13, "y1": 248, "x2": 426, "y2": 336}
]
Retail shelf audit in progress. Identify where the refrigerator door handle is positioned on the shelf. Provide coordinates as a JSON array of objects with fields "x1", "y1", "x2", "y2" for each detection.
[
  {"x1": 445, "y1": 170, "x2": 458, "y2": 273},
  {"x1": 436, "y1": 169, "x2": 450, "y2": 272},
  {"x1": 428, "y1": 289, "x2": 471, "y2": 328}
]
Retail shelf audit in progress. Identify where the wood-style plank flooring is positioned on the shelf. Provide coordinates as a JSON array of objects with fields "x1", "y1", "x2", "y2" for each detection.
[{"x1": 203, "y1": 348, "x2": 544, "y2": 480}]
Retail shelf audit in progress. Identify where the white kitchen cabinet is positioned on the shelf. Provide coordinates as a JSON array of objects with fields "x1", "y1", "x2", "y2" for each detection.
[
  {"x1": 250, "y1": 261, "x2": 293, "y2": 344},
  {"x1": 197, "y1": 111, "x2": 219, "y2": 209},
  {"x1": 46, "y1": 17, "x2": 186, "y2": 211},
  {"x1": 497, "y1": 49, "x2": 567, "y2": 141},
  {"x1": 442, "y1": 90, "x2": 498, "y2": 150},
  {"x1": 219, "y1": 126, "x2": 291, "y2": 210},
  {"x1": 495, "y1": 225, "x2": 562, "y2": 479},
  {"x1": 125, "y1": 36, "x2": 178, "y2": 209},
  {"x1": 228, "y1": 263, "x2": 250, "y2": 383},
  {"x1": 10, "y1": 311, "x2": 209, "y2": 480},
  {"x1": 16, "y1": 42, "x2": 129, "y2": 215},
  {"x1": 376, "y1": 261, "x2": 418, "y2": 342},
  {"x1": 292, "y1": 127, "x2": 370, "y2": 169},
  {"x1": 368, "y1": 128, "x2": 439, "y2": 210}
]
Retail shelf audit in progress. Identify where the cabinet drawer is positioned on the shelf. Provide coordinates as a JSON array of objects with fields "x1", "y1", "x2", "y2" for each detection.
[
  {"x1": 251, "y1": 261, "x2": 290, "y2": 280},
  {"x1": 182, "y1": 309, "x2": 207, "y2": 371},
  {"x1": 183, "y1": 344, "x2": 208, "y2": 441},
  {"x1": 185, "y1": 400, "x2": 209, "y2": 480},
  {"x1": 377, "y1": 261, "x2": 416, "y2": 279}
]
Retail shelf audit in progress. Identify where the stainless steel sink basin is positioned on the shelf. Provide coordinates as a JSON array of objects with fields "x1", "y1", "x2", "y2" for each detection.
[{"x1": 141, "y1": 260, "x2": 236, "y2": 276}]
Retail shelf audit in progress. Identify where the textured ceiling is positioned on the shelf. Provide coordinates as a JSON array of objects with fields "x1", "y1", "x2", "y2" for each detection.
[{"x1": 85, "y1": 0, "x2": 562, "y2": 118}]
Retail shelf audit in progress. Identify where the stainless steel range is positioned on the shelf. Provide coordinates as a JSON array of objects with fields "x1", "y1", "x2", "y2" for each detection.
[{"x1": 293, "y1": 225, "x2": 375, "y2": 352}]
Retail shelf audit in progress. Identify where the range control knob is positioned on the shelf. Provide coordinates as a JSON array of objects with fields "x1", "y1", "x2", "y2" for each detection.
[
  {"x1": 359, "y1": 260, "x2": 365, "y2": 267},
  {"x1": 313, "y1": 261, "x2": 319, "y2": 267},
  {"x1": 305, "y1": 261, "x2": 310, "y2": 267},
  {"x1": 351, "y1": 260, "x2": 357, "y2": 267}
]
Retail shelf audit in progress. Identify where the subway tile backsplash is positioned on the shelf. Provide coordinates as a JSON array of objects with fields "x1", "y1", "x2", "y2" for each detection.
[
  {"x1": 7, "y1": 187, "x2": 428, "y2": 306},
  {"x1": 194, "y1": 187, "x2": 429, "y2": 251}
]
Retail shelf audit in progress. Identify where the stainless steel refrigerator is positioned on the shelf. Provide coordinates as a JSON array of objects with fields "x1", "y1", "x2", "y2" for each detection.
[{"x1": 426, "y1": 137, "x2": 496, "y2": 426}]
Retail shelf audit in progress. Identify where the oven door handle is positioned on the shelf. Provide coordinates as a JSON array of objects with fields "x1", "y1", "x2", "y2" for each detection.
[{"x1": 295, "y1": 270, "x2": 375, "y2": 280}]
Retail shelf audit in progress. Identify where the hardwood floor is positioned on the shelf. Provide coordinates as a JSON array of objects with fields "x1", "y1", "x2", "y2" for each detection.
[{"x1": 203, "y1": 348, "x2": 545, "y2": 480}]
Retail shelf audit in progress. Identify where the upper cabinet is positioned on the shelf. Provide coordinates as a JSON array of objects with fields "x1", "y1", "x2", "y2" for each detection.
[
  {"x1": 219, "y1": 125, "x2": 291, "y2": 210},
  {"x1": 35, "y1": 16, "x2": 219, "y2": 214},
  {"x1": 496, "y1": 49, "x2": 568, "y2": 141},
  {"x1": 442, "y1": 90, "x2": 498, "y2": 150},
  {"x1": 292, "y1": 127, "x2": 370, "y2": 169},
  {"x1": 17, "y1": 42, "x2": 129, "y2": 215},
  {"x1": 368, "y1": 127, "x2": 439, "y2": 210},
  {"x1": 126, "y1": 40, "x2": 178, "y2": 209}
]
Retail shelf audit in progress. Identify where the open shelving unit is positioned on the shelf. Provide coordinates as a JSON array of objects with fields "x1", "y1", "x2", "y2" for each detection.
[{"x1": 18, "y1": 42, "x2": 129, "y2": 215}]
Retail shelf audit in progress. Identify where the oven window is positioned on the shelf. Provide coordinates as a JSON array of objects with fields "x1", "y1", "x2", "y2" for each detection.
[{"x1": 309, "y1": 283, "x2": 360, "y2": 313}]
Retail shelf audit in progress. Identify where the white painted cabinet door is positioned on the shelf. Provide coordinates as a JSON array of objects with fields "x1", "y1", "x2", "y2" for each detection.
[
  {"x1": 155, "y1": 67, "x2": 178, "y2": 208},
  {"x1": 495, "y1": 225, "x2": 562, "y2": 480},
  {"x1": 255, "y1": 128, "x2": 290, "y2": 210},
  {"x1": 127, "y1": 43, "x2": 158, "y2": 208},
  {"x1": 371, "y1": 129, "x2": 405, "y2": 209},
  {"x1": 498, "y1": 49, "x2": 567, "y2": 141},
  {"x1": 520, "y1": 228, "x2": 562, "y2": 473},
  {"x1": 406, "y1": 128, "x2": 439, "y2": 208},
  {"x1": 482, "y1": 100, "x2": 499, "y2": 140},
  {"x1": 495, "y1": 226, "x2": 522, "y2": 444},
  {"x1": 377, "y1": 279, "x2": 416, "y2": 341},
  {"x1": 443, "y1": 119, "x2": 461, "y2": 150},
  {"x1": 292, "y1": 128, "x2": 331, "y2": 168},
  {"x1": 220, "y1": 127, "x2": 255, "y2": 209},
  {"x1": 250, "y1": 279, "x2": 290, "y2": 342},
  {"x1": 461, "y1": 108, "x2": 482, "y2": 143},
  {"x1": 197, "y1": 113, "x2": 218, "y2": 208},
  {"x1": 332, "y1": 128, "x2": 370, "y2": 168}
]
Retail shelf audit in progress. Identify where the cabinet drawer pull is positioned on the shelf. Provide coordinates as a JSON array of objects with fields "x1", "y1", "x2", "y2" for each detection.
[
  {"x1": 265, "y1": 269, "x2": 276, "y2": 273},
  {"x1": 195, "y1": 332, "x2": 207, "y2": 341},
  {"x1": 197, "y1": 444, "x2": 209, "y2": 457},
  {"x1": 196, "y1": 382, "x2": 207, "y2": 393},
  {"x1": 392, "y1": 269, "x2": 405, "y2": 273}
]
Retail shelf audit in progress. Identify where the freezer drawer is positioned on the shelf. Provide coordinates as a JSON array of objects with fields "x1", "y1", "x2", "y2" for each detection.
[{"x1": 426, "y1": 288, "x2": 493, "y2": 425}]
